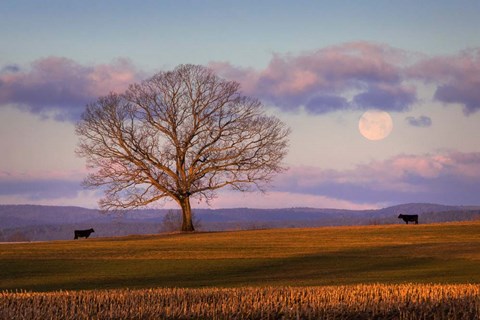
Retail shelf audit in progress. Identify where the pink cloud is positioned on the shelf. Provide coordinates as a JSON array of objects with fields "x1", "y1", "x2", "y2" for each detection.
[
  {"x1": 0, "y1": 57, "x2": 144, "y2": 121},
  {"x1": 2, "y1": 151, "x2": 479, "y2": 207},
  {"x1": 389, "y1": 154, "x2": 453, "y2": 178},
  {"x1": 3, "y1": 44, "x2": 480, "y2": 122},
  {"x1": 211, "y1": 41, "x2": 416, "y2": 113},
  {"x1": 273, "y1": 151, "x2": 480, "y2": 205},
  {"x1": 87, "y1": 59, "x2": 141, "y2": 95},
  {"x1": 212, "y1": 43, "x2": 480, "y2": 116}
]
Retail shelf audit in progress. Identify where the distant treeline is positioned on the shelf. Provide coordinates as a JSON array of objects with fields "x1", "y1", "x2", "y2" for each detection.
[{"x1": 1, "y1": 205, "x2": 479, "y2": 242}]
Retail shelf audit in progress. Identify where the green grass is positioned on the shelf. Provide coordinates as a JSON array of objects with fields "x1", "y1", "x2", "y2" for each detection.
[{"x1": 1, "y1": 222, "x2": 480, "y2": 291}]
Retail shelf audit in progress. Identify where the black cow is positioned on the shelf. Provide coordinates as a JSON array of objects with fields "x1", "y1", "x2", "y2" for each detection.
[
  {"x1": 74, "y1": 228, "x2": 95, "y2": 239},
  {"x1": 398, "y1": 214, "x2": 418, "y2": 224}
]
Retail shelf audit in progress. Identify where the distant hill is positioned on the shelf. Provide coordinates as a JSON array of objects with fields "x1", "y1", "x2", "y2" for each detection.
[{"x1": 0, "y1": 203, "x2": 479, "y2": 241}]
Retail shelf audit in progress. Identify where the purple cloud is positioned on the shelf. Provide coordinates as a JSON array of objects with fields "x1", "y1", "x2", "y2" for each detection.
[
  {"x1": 1, "y1": 65, "x2": 20, "y2": 73},
  {"x1": 213, "y1": 44, "x2": 480, "y2": 117},
  {"x1": 406, "y1": 115, "x2": 432, "y2": 127},
  {"x1": 211, "y1": 42, "x2": 416, "y2": 114},
  {"x1": 0, "y1": 179, "x2": 82, "y2": 201},
  {"x1": 0, "y1": 170, "x2": 89, "y2": 201},
  {"x1": 409, "y1": 49, "x2": 480, "y2": 115},
  {"x1": 434, "y1": 84, "x2": 480, "y2": 115},
  {"x1": 274, "y1": 151, "x2": 480, "y2": 205},
  {"x1": 305, "y1": 95, "x2": 349, "y2": 114},
  {"x1": 0, "y1": 57, "x2": 144, "y2": 121},
  {"x1": 3, "y1": 44, "x2": 480, "y2": 121},
  {"x1": 353, "y1": 84, "x2": 416, "y2": 112},
  {"x1": 1, "y1": 151, "x2": 479, "y2": 206}
]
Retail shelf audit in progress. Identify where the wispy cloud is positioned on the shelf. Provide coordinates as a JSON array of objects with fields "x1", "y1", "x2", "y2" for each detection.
[{"x1": 0, "y1": 57, "x2": 144, "y2": 121}]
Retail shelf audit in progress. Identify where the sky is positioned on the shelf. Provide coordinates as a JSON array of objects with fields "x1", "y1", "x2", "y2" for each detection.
[{"x1": 1, "y1": 0, "x2": 480, "y2": 210}]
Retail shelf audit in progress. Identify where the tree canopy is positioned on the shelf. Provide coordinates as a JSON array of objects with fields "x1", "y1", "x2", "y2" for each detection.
[{"x1": 76, "y1": 64, "x2": 290, "y2": 231}]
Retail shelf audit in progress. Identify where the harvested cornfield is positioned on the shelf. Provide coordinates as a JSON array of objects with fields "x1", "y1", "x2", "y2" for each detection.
[{"x1": 1, "y1": 284, "x2": 479, "y2": 319}]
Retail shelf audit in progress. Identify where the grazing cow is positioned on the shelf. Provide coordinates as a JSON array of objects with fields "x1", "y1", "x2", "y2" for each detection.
[
  {"x1": 398, "y1": 214, "x2": 418, "y2": 224},
  {"x1": 74, "y1": 228, "x2": 95, "y2": 239}
]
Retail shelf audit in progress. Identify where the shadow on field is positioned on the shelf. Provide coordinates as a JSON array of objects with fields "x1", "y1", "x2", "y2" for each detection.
[{"x1": 2, "y1": 242, "x2": 479, "y2": 291}]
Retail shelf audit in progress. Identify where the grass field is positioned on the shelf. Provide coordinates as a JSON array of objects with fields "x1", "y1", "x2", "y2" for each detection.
[{"x1": 1, "y1": 221, "x2": 480, "y2": 291}]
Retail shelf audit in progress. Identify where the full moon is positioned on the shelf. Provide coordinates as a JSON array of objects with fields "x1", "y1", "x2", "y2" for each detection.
[{"x1": 358, "y1": 110, "x2": 393, "y2": 141}]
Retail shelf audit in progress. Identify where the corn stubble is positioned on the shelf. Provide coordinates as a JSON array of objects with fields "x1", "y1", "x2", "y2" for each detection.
[{"x1": 1, "y1": 284, "x2": 479, "y2": 319}]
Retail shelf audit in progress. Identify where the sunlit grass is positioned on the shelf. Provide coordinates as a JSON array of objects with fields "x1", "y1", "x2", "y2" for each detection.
[{"x1": 1, "y1": 221, "x2": 480, "y2": 291}]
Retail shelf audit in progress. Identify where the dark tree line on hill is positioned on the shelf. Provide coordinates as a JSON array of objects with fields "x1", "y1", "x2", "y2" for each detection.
[{"x1": 1, "y1": 205, "x2": 479, "y2": 242}]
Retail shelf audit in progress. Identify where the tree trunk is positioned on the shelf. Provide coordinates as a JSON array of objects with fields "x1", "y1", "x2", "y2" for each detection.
[{"x1": 179, "y1": 196, "x2": 195, "y2": 232}]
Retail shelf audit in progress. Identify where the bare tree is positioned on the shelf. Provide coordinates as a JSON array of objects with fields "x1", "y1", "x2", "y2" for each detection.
[
  {"x1": 160, "y1": 210, "x2": 201, "y2": 233},
  {"x1": 76, "y1": 64, "x2": 290, "y2": 232}
]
